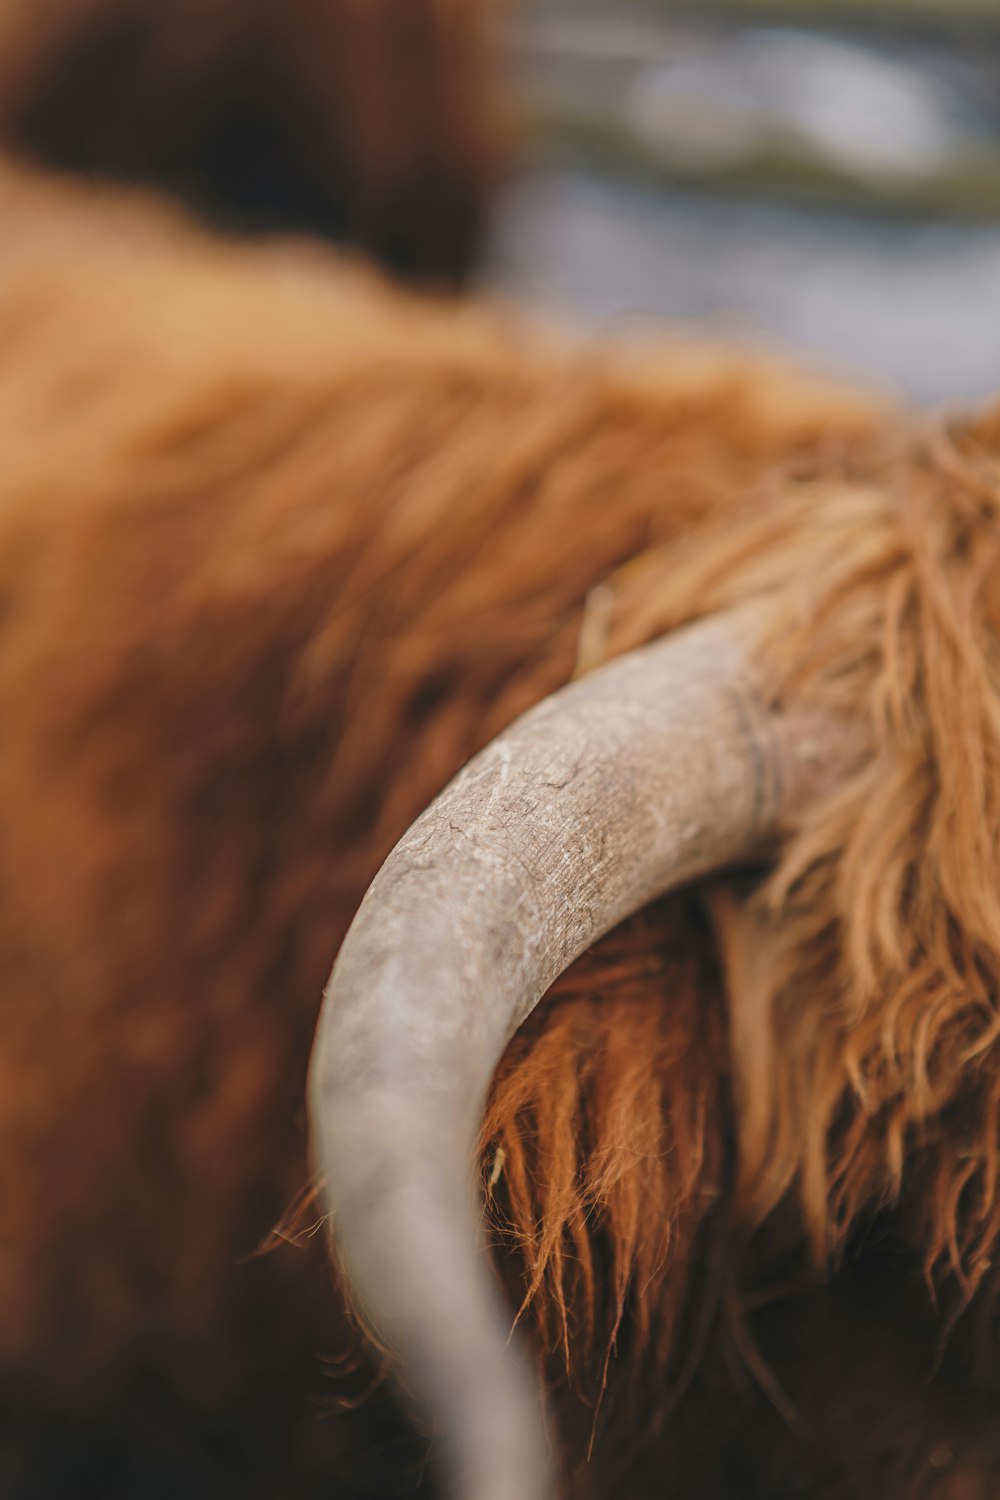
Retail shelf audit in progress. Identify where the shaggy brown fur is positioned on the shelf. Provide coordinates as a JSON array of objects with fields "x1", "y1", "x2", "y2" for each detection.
[
  {"x1": 2, "y1": 160, "x2": 1000, "y2": 1497},
  {"x1": 0, "y1": 0, "x2": 498, "y2": 280}
]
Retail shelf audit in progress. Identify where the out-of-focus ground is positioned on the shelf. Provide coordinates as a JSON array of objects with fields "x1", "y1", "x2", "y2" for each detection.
[{"x1": 485, "y1": 4, "x2": 1000, "y2": 403}]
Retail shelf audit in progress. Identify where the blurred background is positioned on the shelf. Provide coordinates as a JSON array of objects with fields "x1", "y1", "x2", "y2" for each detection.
[
  {"x1": 487, "y1": 0, "x2": 1000, "y2": 402},
  {"x1": 1, "y1": 0, "x2": 996, "y2": 405}
]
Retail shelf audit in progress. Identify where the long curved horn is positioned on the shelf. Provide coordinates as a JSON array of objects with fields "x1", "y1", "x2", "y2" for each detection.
[{"x1": 308, "y1": 604, "x2": 847, "y2": 1500}]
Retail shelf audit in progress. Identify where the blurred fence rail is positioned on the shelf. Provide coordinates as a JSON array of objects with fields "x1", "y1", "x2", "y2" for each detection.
[{"x1": 505, "y1": 8, "x2": 1000, "y2": 217}]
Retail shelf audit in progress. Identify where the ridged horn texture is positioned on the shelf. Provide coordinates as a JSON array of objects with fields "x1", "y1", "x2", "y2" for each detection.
[{"x1": 308, "y1": 604, "x2": 842, "y2": 1500}]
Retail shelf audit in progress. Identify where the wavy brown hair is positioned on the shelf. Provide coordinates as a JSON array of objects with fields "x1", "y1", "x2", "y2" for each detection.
[{"x1": 5, "y1": 161, "x2": 1000, "y2": 1494}]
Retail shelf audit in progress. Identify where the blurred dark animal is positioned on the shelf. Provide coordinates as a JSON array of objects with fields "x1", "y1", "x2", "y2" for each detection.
[
  {"x1": 2, "y1": 161, "x2": 1000, "y2": 1500},
  {"x1": 0, "y1": 0, "x2": 498, "y2": 281}
]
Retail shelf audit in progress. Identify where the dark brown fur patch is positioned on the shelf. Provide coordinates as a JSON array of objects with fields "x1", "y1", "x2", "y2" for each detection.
[{"x1": 0, "y1": 0, "x2": 499, "y2": 280}]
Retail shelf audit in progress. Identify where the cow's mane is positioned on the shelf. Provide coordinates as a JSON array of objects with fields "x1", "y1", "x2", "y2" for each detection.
[
  {"x1": 483, "y1": 409, "x2": 1000, "y2": 1426},
  {"x1": 6, "y1": 158, "x2": 1000, "y2": 1489}
]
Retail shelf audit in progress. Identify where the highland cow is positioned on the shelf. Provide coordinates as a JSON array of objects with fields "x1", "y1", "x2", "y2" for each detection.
[
  {"x1": 2, "y1": 159, "x2": 1000, "y2": 1500},
  {"x1": 0, "y1": 0, "x2": 498, "y2": 281}
]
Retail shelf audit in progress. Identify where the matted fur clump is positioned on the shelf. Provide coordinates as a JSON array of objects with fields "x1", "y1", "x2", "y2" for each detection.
[
  {"x1": 0, "y1": 0, "x2": 498, "y2": 279},
  {"x1": 3, "y1": 159, "x2": 1000, "y2": 1495}
]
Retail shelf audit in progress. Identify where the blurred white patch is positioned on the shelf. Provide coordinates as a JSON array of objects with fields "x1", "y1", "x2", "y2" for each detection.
[{"x1": 628, "y1": 30, "x2": 966, "y2": 184}]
